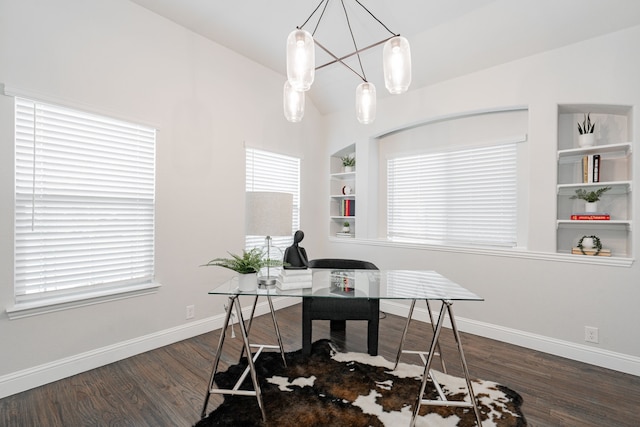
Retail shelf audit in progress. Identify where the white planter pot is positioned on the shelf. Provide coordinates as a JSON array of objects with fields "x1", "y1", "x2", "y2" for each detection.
[
  {"x1": 581, "y1": 237, "x2": 595, "y2": 249},
  {"x1": 585, "y1": 201, "x2": 598, "y2": 212},
  {"x1": 238, "y1": 273, "x2": 257, "y2": 291},
  {"x1": 343, "y1": 165, "x2": 353, "y2": 173},
  {"x1": 578, "y1": 133, "x2": 595, "y2": 147}
]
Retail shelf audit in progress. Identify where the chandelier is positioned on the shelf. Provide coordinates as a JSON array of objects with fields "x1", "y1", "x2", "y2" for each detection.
[{"x1": 284, "y1": 0, "x2": 412, "y2": 124}]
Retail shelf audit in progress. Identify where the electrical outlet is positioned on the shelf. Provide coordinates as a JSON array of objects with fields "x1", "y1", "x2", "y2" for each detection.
[
  {"x1": 186, "y1": 305, "x2": 195, "y2": 320},
  {"x1": 584, "y1": 326, "x2": 599, "y2": 343}
]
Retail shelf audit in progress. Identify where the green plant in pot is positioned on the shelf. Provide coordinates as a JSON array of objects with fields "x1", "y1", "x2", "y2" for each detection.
[
  {"x1": 570, "y1": 186, "x2": 611, "y2": 212},
  {"x1": 340, "y1": 154, "x2": 355, "y2": 171},
  {"x1": 203, "y1": 248, "x2": 283, "y2": 291},
  {"x1": 577, "y1": 113, "x2": 596, "y2": 147}
]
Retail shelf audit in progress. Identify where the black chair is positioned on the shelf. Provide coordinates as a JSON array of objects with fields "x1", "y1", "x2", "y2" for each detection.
[{"x1": 302, "y1": 258, "x2": 379, "y2": 356}]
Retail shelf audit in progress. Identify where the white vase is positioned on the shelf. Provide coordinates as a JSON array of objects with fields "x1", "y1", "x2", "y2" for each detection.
[
  {"x1": 581, "y1": 237, "x2": 595, "y2": 249},
  {"x1": 238, "y1": 273, "x2": 257, "y2": 291},
  {"x1": 344, "y1": 165, "x2": 353, "y2": 173},
  {"x1": 578, "y1": 133, "x2": 595, "y2": 147},
  {"x1": 585, "y1": 202, "x2": 598, "y2": 212}
]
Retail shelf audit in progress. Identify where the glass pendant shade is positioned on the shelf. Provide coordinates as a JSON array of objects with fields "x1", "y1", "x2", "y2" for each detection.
[
  {"x1": 356, "y1": 82, "x2": 376, "y2": 124},
  {"x1": 286, "y1": 29, "x2": 315, "y2": 91},
  {"x1": 383, "y1": 36, "x2": 411, "y2": 94},
  {"x1": 283, "y1": 80, "x2": 304, "y2": 123}
]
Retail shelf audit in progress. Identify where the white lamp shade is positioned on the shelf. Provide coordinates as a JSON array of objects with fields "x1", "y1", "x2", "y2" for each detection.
[
  {"x1": 356, "y1": 82, "x2": 376, "y2": 124},
  {"x1": 245, "y1": 192, "x2": 293, "y2": 237},
  {"x1": 383, "y1": 36, "x2": 411, "y2": 94},
  {"x1": 283, "y1": 80, "x2": 305, "y2": 122},
  {"x1": 286, "y1": 29, "x2": 315, "y2": 91}
]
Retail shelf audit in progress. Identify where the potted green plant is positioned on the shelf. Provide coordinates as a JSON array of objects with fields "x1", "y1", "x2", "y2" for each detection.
[
  {"x1": 577, "y1": 113, "x2": 595, "y2": 147},
  {"x1": 342, "y1": 221, "x2": 350, "y2": 233},
  {"x1": 203, "y1": 248, "x2": 282, "y2": 291},
  {"x1": 341, "y1": 154, "x2": 355, "y2": 172},
  {"x1": 570, "y1": 186, "x2": 611, "y2": 212}
]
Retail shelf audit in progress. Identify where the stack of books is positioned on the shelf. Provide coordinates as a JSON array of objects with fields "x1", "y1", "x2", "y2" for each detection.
[
  {"x1": 335, "y1": 232, "x2": 353, "y2": 238},
  {"x1": 571, "y1": 247, "x2": 611, "y2": 256},
  {"x1": 276, "y1": 268, "x2": 313, "y2": 290}
]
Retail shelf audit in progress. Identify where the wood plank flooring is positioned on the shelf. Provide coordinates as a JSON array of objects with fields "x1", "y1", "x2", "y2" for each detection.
[{"x1": 1, "y1": 302, "x2": 639, "y2": 426}]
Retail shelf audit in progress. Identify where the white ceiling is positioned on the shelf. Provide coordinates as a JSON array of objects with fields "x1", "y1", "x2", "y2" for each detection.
[{"x1": 129, "y1": 0, "x2": 640, "y2": 116}]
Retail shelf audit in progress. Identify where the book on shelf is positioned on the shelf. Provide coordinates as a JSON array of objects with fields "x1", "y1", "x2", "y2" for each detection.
[
  {"x1": 335, "y1": 232, "x2": 353, "y2": 238},
  {"x1": 582, "y1": 154, "x2": 601, "y2": 183},
  {"x1": 571, "y1": 247, "x2": 611, "y2": 257},
  {"x1": 570, "y1": 212, "x2": 610, "y2": 220},
  {"x1": 340, "y1": 199, "x2": 355, "y2": 216}
]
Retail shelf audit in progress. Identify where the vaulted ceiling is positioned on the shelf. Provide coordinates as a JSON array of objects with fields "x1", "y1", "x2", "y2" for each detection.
[{"x1": 130, "y1": 0, "x2": 640, "y2": 115}]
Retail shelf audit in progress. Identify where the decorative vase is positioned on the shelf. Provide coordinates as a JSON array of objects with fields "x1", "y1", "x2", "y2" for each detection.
[
  {"x1": 238, "y1": 273, "x2": 257, "y2": 291},
  {"x1": 585, "y1": 201, "x2": 598, "y2": 212},
  {"x1": 344, "y1": 165, "x2": 353, "y2": 173},
  {"x1": 581, "y1": 237, "x2": 595, "y2": 249},
  {"x1": 578, "y1": 133, "x2": 595, "y2": 147}
]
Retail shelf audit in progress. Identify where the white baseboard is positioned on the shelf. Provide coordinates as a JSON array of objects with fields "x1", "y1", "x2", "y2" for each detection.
[
  {"x1": 2, "y1": 297, "x2": 638, "y2": 399},
  {"x1": 380, "y1": 300, "x2": 640, "y2": 377},
  {"x1": 0, "y1": 296, "x2": 299, "y2": 399}
]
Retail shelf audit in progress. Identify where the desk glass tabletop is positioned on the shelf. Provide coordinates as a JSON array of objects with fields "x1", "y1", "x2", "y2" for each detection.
[{"x1": 208, "y1": 269, "x2": 482, "y2": 301}]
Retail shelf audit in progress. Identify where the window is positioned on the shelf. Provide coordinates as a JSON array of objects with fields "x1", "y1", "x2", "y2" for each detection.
[
  {"x1": 245, "y1": 148, "x2": 300, "y2": 250},
  {"x1": 387, "y1": 141, "x2": 518, "y2": 247},
  {"x1": 14, "y1": 97, "x2": 156, "y2": 307}
]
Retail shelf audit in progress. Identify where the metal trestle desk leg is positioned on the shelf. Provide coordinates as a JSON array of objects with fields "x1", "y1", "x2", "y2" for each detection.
[
  {"x1": 409, "y1": 300, "x2": 482, "y2": 427},
  {"x1": 201, "y1": 294, "x2": 286, "y2": 422}
]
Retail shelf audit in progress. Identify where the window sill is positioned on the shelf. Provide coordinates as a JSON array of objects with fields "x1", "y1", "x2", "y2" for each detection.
[
  {"x1": 6, "y1": 282, "x2": 161, "y2": 320},
  {"x1": 328, "y1": 237, "x2": 635, "y2": 268}
]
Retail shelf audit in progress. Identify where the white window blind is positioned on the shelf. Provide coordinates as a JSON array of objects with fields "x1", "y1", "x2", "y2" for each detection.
[
  {"x1": 387, "y1": 142, "x2": 517, "y2": 247},
  {"x1": 245, "y1": 148, "x2": 300, "y2": 250},
  {"x1": 14, "y1": 97, "x2": 156, "y2": 304}
]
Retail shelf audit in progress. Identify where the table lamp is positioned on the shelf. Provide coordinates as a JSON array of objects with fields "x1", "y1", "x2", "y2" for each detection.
[{"x1": 245, "y1": 191, "x2": 293, "y2": 286}]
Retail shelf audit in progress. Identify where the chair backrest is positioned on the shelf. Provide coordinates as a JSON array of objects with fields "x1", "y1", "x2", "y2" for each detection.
[{"x1": 308, "y1": 258, "x2": 378, "y2": 270}]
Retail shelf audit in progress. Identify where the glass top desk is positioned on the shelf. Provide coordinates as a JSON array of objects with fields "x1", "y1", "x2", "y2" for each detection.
[{"x1": 202, "y1": 269, "x2": 484, "y2": 426}]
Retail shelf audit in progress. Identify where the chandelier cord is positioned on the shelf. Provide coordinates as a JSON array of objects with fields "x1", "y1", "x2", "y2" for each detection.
[
  {"x1": 340, "y1": 0, "x2": 367, "y2": 82},
  {"x1": 353, "y1": 0, "x2": 399, "y2": 37},
  {"x1": 298, "y1": 0, "x2": 328, "y2": 34}
]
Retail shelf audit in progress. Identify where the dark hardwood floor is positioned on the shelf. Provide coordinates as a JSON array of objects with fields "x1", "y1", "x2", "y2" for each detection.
[{"x1": 2, "y1": 302, "x2": 639, "y2": 426}]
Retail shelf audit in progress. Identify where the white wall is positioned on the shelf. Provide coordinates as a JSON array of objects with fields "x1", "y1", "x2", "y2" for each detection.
[
  {"x1": 0, "y1": 0, "x2": 326, "y2": 397},
  {"x1": 322, "y1": 26, "x2": 640, "y2": 374},
  {"x1": 1, "y1": 0, "x2": 639, "y2": 399}
]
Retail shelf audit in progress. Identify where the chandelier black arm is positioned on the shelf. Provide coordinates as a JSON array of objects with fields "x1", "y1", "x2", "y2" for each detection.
[
  {"x1": 314, "y1": 38, "x2": 366, "y2": 82},
  {"x1": 314, "y1": 36, "x2": 394, "y2": 80}
]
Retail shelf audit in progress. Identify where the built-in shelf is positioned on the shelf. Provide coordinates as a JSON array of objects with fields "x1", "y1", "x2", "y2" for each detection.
[
  {"x1": 556, "y1": 105, "x2": 634, "y2": 258},
  {"x1": 329, "y1": 144, "x2": 357, "y2": 238}
]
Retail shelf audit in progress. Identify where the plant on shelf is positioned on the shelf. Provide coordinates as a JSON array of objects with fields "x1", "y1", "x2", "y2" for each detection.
[
  {"x1": 577, "y1": 235, "x2": 602, "y2": 256},
  {"x1": 203, "y1": 248, "x2": 282, "y2": 273},
  {"x1": 577, "y1": 113, "x2": 595, "y2": 134},
  {"x1": 340, "y1": 155, "x2": 356, "y2": 168},
  {"x1": 570, "y1": 186, "x2": 611, "y2": 203}
]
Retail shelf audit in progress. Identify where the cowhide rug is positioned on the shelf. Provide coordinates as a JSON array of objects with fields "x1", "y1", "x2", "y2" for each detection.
[{"x1": 196, "y1": 339, "x2": 526, "y2": 427}]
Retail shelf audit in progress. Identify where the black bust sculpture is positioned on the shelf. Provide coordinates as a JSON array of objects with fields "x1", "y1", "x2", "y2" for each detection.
[{"x1": 283, "y1": 230, "x2": 309, "y2": 269}]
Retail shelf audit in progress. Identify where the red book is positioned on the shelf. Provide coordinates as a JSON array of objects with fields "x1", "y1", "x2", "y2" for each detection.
[{"x1": 570, "y1": 214, "x2": 610, "y2": 220}]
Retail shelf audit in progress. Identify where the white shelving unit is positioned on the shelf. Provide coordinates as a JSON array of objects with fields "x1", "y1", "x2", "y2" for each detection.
[
  {"x1": 330, "y1": 144, "x2": 356, "y2": 238},
  {"x1": 556, "y1": 105, "x2": 634, "y2": 258}
]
